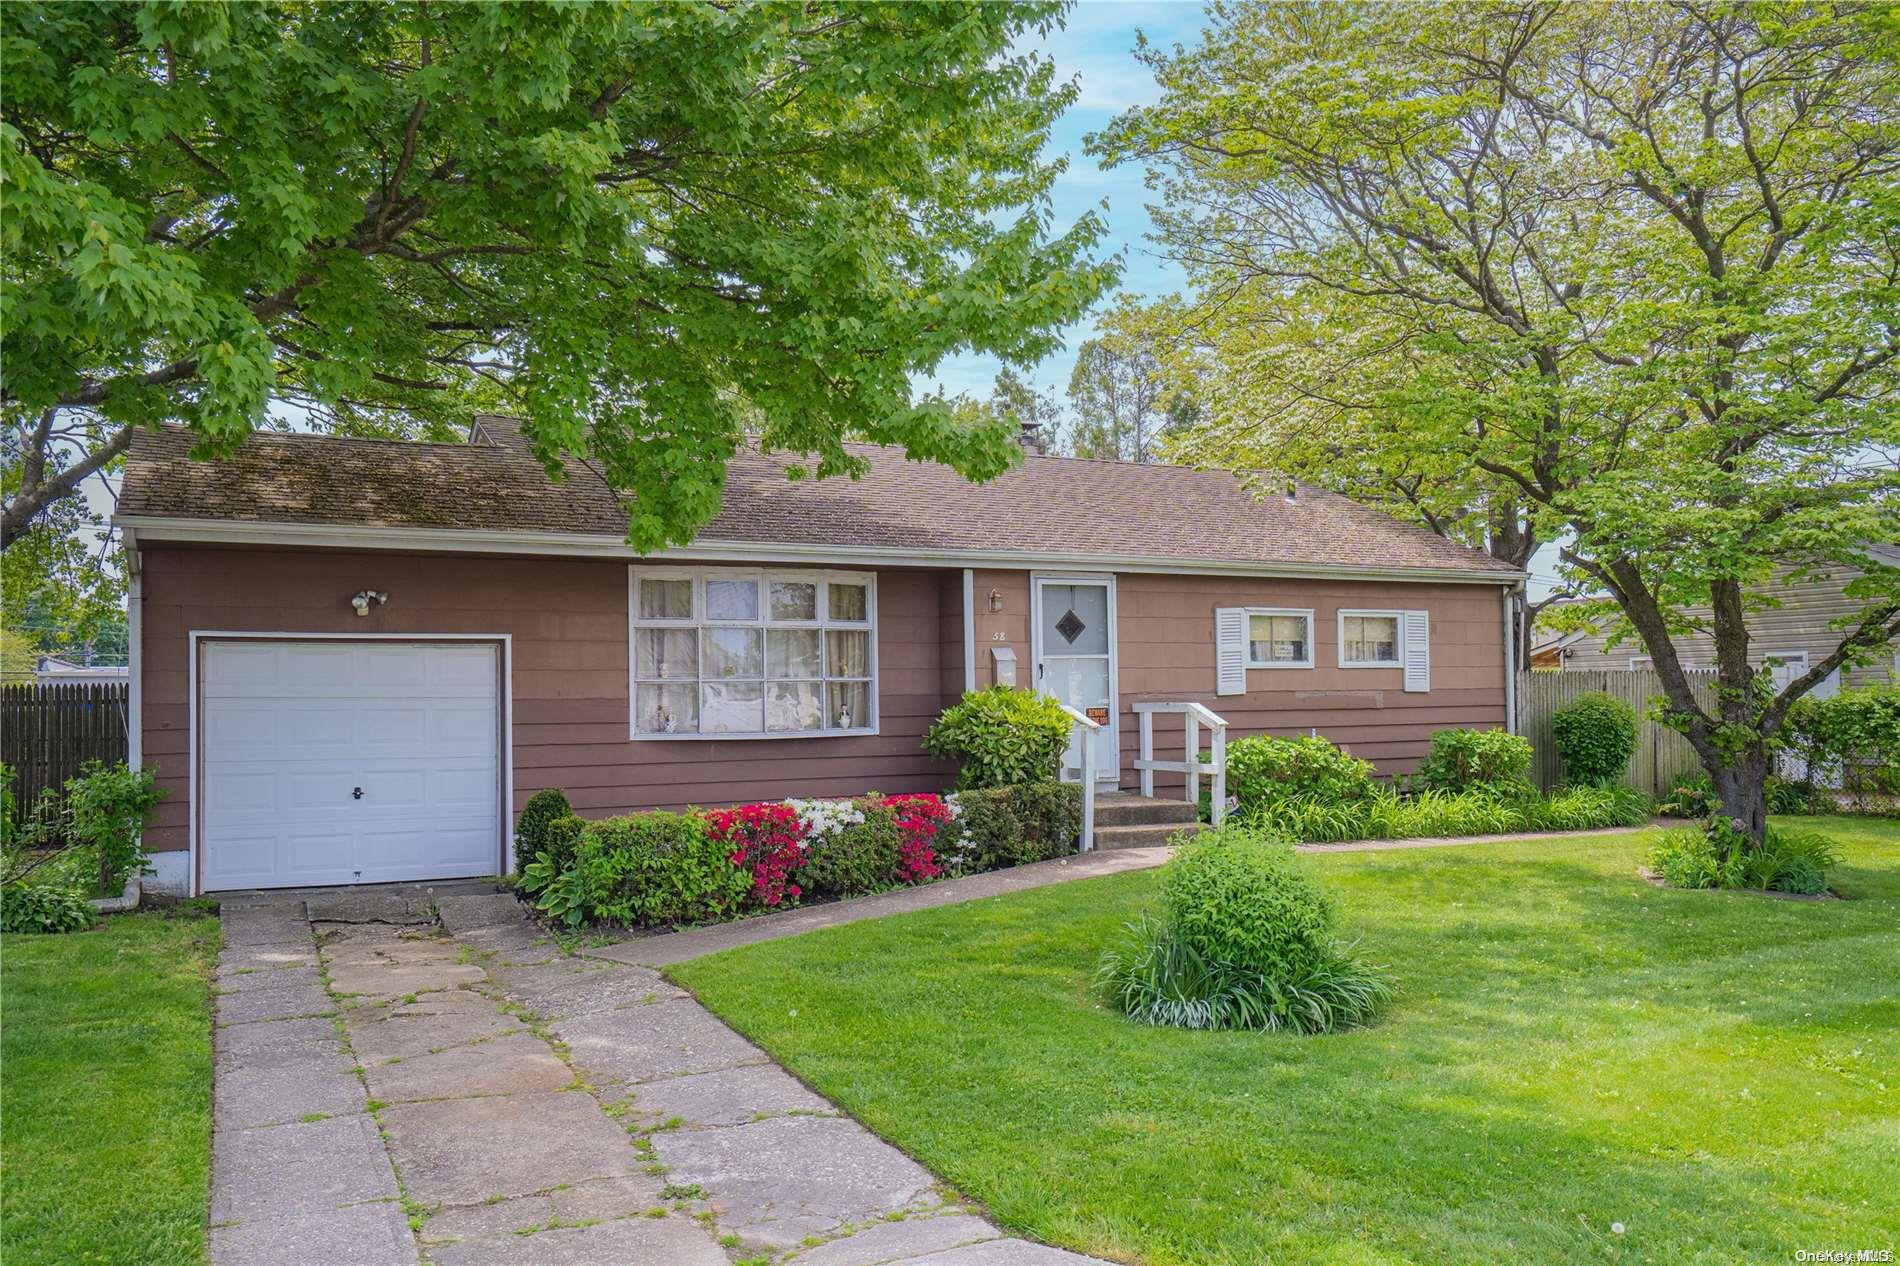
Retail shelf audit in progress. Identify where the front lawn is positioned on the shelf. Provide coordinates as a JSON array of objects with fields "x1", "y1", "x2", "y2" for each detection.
[
  {"x1": 1, "y1": 910, "x2": 221, "y2": 1266},
  {"x1": 673, "y1": 818, "x2": 1900, "y2": 1265}
]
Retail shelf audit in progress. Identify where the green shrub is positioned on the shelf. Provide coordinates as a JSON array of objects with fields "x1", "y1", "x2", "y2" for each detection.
[
  {"x1": 1784, "y1": 684, "x2": 1900, "y2": 810},
  {"x1": 922, "y1": 686, "x2": 1075, "y2": 790},
  {"x1": 1248, "y1": 782, "x2": 1651, "y2": 843},
  {"x1": 1097, "y1": 823, "x2": 1390, "y2": 1034},
  {"x1": 944, "y1": 781, "x2": 1083, "y2": 872},
  {"x1": 513, "y1": 788, "x2": 574, "y2": 873},
  {"x1": 1413, "y1": 728, "x2": 1533, "y2": 793},
  {"x1": 1160, "y1": 827, "x2": 1341, "y2": 982},
  {"x1": 1765, "y1": 775, "x2": 1832, "y2": 816},
  {"x1": 0, "y1": 881, "x2": 94, "y2": 934},
  {"x1": 1660, "y1": 772, "x2": 1717, "y2": 818},
  {"x1": 1225, "y1": 735, "x2": 1376, "y2": 813},
  {"x1": 801, "y1": 798, "x2": 900, "y2": 898},
  {"x1": 64, "y1": 761, "x2": 163, "y2": 891},
  {"x1": 1551, "y1": 692, "x2": 1639, "y2": 785},
  {"x1": 1648, "y1": 823, "x2": 1839, "y2": 894},
  {"x1": 1523, "y1": 784, "x2": 1654, "y2": 831},
  {"x1": 524, "y1": 810, "x2": 750, "y2": 929}
]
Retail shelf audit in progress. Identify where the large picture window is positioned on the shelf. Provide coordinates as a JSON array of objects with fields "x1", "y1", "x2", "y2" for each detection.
[{"x1": 630, "y1": 569, "x2": 876, "y2": 739}]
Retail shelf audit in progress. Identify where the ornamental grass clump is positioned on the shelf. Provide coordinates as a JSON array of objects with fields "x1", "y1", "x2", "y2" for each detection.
[
  {"x1": 1098, "y1": 825, "x2": 1391, "y2": 1034},
  {"x1": 1649, "y1": 821, "x2": 1839, "y2": 895}
]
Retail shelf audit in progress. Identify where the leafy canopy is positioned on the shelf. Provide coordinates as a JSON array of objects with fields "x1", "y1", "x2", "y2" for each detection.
[
  {"x1": 1094, "y1": 1, "x2": 1899, "y2": 835},
  {"x1": 1, "y1": 1, "x2": 1115, "y2": 549}
]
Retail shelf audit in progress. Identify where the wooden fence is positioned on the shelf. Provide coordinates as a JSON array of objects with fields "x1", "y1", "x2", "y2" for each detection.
[
  {"x1": 1519, "y1": 668, "x2": 1719, "y2": 796},
  {"x1": 1, "y1": 681, "x2": 130, "y2": 827}
]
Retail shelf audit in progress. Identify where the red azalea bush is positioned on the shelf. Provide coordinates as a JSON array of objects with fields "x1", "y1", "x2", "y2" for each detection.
[
  {"x1": 884, "y1": 793, "x2": 950, "y2": 884},
  {"x1": 703, "y1": 801, "x2": 808, "y2": 909}
]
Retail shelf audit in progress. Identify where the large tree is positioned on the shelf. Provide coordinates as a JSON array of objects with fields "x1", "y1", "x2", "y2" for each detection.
[
  {"x1": 1067, "y1": 316, "x2": 1197, "y2": 462},
  {"x1": 2, "y1": 1, "x2": 1114, "y2": 550},
  {"x1": 1095, "y1": 1, "x2": 1899, "y2": 843}
]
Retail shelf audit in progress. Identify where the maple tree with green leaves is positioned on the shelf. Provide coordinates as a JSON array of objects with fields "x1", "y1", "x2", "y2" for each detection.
[
  {"x1": 1096, "y1": 1, "x2": 1899, "y2": 843},
  {"x1": 1, "y1": 1, "x2": 1115, "y2": 550}
]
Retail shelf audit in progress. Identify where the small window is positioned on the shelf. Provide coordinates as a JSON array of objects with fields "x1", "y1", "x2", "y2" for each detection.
[
  {"x1": 630, "y1": 568, "x2": 877, "y2": 739},
  {"x1": 1340, "y1": 611, "x2": 1402, "y2": 667},
  {"x1": 1246, "y1": 609, "x2": 1313, "y2": 668}
]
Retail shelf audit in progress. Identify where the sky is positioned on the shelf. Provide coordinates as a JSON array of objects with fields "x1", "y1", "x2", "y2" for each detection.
[{"x1": 929, "y1": 0, "x2": 1206, "y2": 403}]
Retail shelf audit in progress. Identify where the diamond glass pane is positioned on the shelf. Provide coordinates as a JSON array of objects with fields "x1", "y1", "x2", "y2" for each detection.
[{"x1": 1039, "y1": 583, "x2": 1107, "y2": 655}]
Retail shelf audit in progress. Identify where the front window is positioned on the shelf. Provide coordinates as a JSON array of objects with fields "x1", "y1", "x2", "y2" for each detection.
[
  {"x1": 1340, "y1": 612, "x2": 1401, "y2": 666},
  {"x1": 1247, "y1": 610, "x2": 1312, "y2": 667},
  {"x1": 631, "y1": 569, "x2": 875, "y2": 738}
]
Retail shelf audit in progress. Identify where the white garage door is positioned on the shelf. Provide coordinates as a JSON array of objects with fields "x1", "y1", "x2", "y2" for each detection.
[{"x1": 201, "y1": 640, "x2": 503, "y2": 890}]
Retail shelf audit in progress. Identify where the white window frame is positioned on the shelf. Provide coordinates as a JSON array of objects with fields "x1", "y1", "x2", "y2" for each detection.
[
  {"x1": 1243, "y1": 607, "x2": 1315, "y2": 669},
  {"x1": 1628, "y1": 655, "x2": 1654, "y2": 671},
  {"x1": 627, "y1": 566, "x2": 878, "y2": 741},
  {"x1": 1337, "y1": 609, "x2": 1405, "y2": 669}
]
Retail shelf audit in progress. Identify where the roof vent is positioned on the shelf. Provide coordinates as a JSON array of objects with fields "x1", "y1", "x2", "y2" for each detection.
[
  {"x1": 1017, "y1": 422, "x2": 1044, "y2": 456},
  {"x1": 1284, "y1": 479, "x2": 1298, "y2": 504}
]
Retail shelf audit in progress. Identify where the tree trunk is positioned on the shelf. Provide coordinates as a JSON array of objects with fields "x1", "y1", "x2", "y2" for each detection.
[{"x1": 1707, "y1": 749, "x2": 1770, "y2": 859}]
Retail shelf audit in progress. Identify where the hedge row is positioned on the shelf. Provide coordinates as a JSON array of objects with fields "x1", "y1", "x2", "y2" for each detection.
[{"x1": 514, "y1": 783, "x2": 1083, "y2": 929}]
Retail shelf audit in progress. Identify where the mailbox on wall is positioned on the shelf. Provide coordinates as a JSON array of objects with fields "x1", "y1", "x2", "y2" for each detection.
[{"x1": 990, "y1": 645, "x2": 1017, "y2": 687}]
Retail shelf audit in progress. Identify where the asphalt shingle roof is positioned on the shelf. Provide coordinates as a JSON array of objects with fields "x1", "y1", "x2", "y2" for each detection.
[{"x1": 118, "y1": 416, "x2": 1520, "y2": 576}]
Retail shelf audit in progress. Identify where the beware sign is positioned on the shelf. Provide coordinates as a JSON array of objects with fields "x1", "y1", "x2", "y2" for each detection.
[{"x1": 1085, "y1": 706, "x2": 1110, "y2": 726}]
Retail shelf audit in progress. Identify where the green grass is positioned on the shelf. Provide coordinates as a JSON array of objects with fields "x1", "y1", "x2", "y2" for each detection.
[
  {"x1": 673, "y1": 817, "x2": 1900, "y2": 1265},
  {"x1": 2, "y1": 910, "x2": 221, "y2": 1266}
]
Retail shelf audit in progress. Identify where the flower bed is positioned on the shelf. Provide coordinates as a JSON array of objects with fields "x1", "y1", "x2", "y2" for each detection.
[{"x1": 515, "y1": 782, "x2": 1082, "y2": 930}]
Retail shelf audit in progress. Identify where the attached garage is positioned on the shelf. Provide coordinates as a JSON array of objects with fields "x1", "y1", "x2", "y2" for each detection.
[{"x1": 196, "y1": 636, "x2": 508, "y2": 891}]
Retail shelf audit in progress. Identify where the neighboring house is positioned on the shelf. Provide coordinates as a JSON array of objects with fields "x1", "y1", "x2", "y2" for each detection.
[
  {"x1": 34, "y1": 655, "x2": 131, "y2": 684},
  {"x1": 1531, "y1": 553, "x2": 1900, "y2": 697},
  {"x1": 114, "y1": 416, "x2": 1523, "y2": 896}
]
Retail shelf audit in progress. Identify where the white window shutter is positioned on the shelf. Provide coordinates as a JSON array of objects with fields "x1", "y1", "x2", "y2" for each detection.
[
  {"x1": 1215, "y1": 607, "x2": 1248, "y2": 696},
  {"x1": 1402, "y1": 610, "x2": 1430, "y2": 693}
]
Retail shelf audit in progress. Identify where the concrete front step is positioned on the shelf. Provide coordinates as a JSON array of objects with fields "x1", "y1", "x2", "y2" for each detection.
[
  {"x1": 1095, "y1": 792, "x2": 1200, "y2": 827},
  {"x1": 1094, "y1": 821, "x2": 1203, "y2": 851}
]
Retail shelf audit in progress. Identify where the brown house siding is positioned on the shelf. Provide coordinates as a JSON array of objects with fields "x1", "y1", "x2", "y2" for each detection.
[
  {"x1": 137, "y1": 544, "x2": 1512, "y2": 877},
  {"x1": 1110, "y1": 574, "x2": 1509, "y2": 784},
  {"x1": 136, "y1": 545, "x2": 958, "y2": 858}
]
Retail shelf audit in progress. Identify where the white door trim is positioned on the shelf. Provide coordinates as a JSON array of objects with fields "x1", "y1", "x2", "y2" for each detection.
[
  {"x1": 1029, "y1": 572, "x2": 1119, "y2": 788},
  {"x1": 188, "y1": 631, "x2": 513, "y2": 895}
]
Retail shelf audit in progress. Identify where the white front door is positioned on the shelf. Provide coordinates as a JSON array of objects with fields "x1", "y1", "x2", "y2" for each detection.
[
  {"x1": 1032, "y1": 576, "x2": 1117, "y2": 786},
  {"x1": 200, "y1": 639, "x2": 503, "y2": 890}
]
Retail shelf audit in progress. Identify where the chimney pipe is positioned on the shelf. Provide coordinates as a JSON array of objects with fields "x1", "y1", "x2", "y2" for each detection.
[{"x1": 1017, "y1": 422, "x2": 1044, "y2": 455}]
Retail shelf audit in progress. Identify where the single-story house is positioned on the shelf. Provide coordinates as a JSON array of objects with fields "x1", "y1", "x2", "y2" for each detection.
[
  {"x1": 1531, "y1": 552, "x2": 1900, "y2": 695},
  {"x1": 34, "y1": 655, "x2": 131, "y2": 683},
  {"x1": 114, "y1": 415, "x2": 1525, "y2": 895}
]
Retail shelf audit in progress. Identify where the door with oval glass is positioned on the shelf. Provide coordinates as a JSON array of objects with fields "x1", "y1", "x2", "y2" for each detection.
[{"x1": 1031, "y1": 575, "x2": 1118, "y2": 787}]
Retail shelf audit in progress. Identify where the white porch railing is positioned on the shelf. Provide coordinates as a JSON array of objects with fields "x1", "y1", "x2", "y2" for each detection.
[
  {"x1": 1132, "y1": 701, "x2": 1230, "y2": 827},
  {"x1": 1055, "y1": 703, "x2": 1101, "y2": 852}
]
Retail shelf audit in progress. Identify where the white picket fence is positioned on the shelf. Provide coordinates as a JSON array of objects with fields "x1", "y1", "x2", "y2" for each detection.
[{"x1": 1519, "y1": 668, "x2": 1720, "y2": 795}]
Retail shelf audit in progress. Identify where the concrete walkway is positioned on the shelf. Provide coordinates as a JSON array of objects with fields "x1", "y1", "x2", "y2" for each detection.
[
  {"x1": 587, "y1": 821, "x2": 1659, "y2": 969},
  {"x1": 210, "y1": 890, "x2": 1109, "y2": 1265}
]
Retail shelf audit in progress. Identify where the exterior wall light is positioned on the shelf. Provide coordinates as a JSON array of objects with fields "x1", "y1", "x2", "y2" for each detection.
[
  {"x1": 988, "y1": 588, "x2": 1004, "y2": 613},
  {"x1": 351, "y1": 590, "x2": 388, "y2": 617}
]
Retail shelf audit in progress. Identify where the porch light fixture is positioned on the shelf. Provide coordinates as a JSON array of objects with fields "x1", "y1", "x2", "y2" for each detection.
[
  {"x1": 988, "y1": 588, "x2": 1004, "y2": 613},
  {"x1": 351, "y1": 590, "x2": 388, "y2": 617}
]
